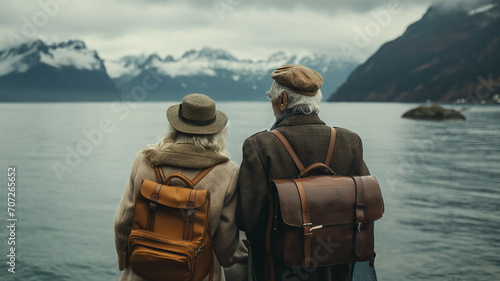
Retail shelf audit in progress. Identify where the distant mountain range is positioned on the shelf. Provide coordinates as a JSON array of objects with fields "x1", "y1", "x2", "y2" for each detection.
[
  {"x1": 329, "y1": 1, "x2": 500, "y2": 103},
  {"x1": 0, "y1": 40, "x2": 357, "y2": 102},
  {"x1": 105, "y1": 49, "x2": 357, "y2": 101},
  {"x1": 0, "y1": 40, "x2": 120, "y2": 101}
]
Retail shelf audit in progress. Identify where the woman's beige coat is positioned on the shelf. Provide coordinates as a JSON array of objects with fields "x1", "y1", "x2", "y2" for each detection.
[{"x1": 114, "y1": 143, "x2": 248, "y2": 281}]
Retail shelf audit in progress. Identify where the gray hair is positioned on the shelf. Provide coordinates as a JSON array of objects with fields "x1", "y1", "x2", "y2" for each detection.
[
  {"x1": 147, "y1": 125, "x2": 229, "y2": 156},
  {"x1": 271, "y1": 82, "x2": 322, "y2": 114}
]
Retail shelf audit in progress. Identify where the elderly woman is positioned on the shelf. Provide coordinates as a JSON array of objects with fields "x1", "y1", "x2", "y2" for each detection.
[{"x1": 114, "y1": 93, "x2": 247, "y2": 281}]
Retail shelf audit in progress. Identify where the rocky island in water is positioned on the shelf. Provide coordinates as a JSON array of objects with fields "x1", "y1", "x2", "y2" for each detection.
[{"x1": 402, "y1": 104, "x2": 466, "y2": 120}]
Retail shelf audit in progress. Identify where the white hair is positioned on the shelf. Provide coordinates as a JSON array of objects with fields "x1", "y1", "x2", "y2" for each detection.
[
  {"x1": 272, "y1": 82, "x2": 322, "y2": 114},
  {"x1": 147, "y1": 125, "x2": 229, "y2": 156}
]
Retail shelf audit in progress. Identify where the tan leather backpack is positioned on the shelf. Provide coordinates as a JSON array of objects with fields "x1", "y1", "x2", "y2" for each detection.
[
  {"x1": 266, "y1": 128, "x2": 384, "y2": 279},
  {"x1": 128, "y1": 165, "x2": 215, "y2": 281}
]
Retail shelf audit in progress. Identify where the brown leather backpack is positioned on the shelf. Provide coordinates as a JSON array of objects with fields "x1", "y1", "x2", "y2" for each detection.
[
  {"x1": 128, "y1": 166, "x2": 215, "y2": 281},
  {"x1": 266, "y1": 128, "x2": 384, "y2": 279}
]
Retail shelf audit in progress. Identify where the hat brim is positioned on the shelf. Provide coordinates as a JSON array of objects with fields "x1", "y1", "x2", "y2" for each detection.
[{"x1": 166, "y1": 104, "x2": 228, "y2": 135}]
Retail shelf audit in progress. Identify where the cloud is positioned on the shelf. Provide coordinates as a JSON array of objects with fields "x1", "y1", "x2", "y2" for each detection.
[
  {"x1": 134, "y1": 0, "x2": 423, "y2": 14},
  {"x1": 4, "y1": 0, "x2": 475, "y2": 61}
]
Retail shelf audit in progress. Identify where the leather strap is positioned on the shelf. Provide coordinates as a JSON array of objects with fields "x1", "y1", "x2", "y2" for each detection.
[
  {"x1": 353, "y1": 176, "x2": 366, "y2": 224},
  {"x1": 352, "y1": 176, "x2": 366, "y2": 257},
  {"x1": 147, "y1": 183, "x2": 163, "y2": 231},
  {"x1": 271, "y1": 130, "x2": 305, "y2": 172},
  {"x1": 154, "y1": 166, "x2": 166, "y2": 183},
  {"x1": 192, "y1": 165, "x2": 216, "y2": 186},
  {"x1": 187, "y1": 190, "x2": 197, "y2": 240},
  {"x1": 293, "y1": 179, "x2": 313, "y2": 267},
  {"x1": 272, "y1": 128, "x2": 336, "y2": 174},
  {"x1": 146, "y1": 209, "x2": 156, "y2": 232},
  {"x1": 182, "y1": 189, "x2": 196, "y2": 240},
  {"x1": 183, "y1": 209, "x2": 190, "y2": 240},
  {"x1": 150, "y1": 183, "x2": 163, "y2": 202},
  {"x1": 154, "y1": 166, "x2": 161, "y2": 182},
  {"x1": 325, "y1": 128, "x2": 336, "y2": 166}
]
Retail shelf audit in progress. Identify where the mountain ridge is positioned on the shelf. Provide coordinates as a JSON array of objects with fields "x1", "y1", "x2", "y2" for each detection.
[
  {"x1": 0, "y1": 40, "x2": 358, "y2": 102},
  {"x1": 105, "y1": 47, "x2": 358, "y2": 101},
  {"x1": 329, "y1": 1, "x2": 500, "y2": 103},
  {"x1": 0, "y1": 39, "x2": 121, "y2": 101}
]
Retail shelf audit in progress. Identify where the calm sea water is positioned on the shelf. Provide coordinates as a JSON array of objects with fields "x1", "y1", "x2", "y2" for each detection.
[{"x1": 0, "y1": 102, "x2": 499, "y2": 281}]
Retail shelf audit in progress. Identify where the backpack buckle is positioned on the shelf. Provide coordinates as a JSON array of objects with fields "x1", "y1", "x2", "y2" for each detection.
[
  {"x1": 310, "y1": 225, "x2": 323, "y2": 231},
  {"x1": 149, "y1": 202, "x2": 157, "y2": 210},
  {"x1": 185, "y1": 209, "x2": 195, "y2": 223},
  {"x1": 194, "y1": 246, "x2": 202, "y2": 255}
]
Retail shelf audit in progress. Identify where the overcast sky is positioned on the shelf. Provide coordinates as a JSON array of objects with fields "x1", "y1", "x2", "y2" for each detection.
[{"x1": 0, "y1": 0, "x2": 486, "y2": 62}]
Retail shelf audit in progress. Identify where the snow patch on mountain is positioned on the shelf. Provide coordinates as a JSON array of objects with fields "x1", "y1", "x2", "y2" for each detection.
[
  {"x1": 0, "y1": 53, "x2": 28, "y2": 76},
  {"x1": 153, "y1": 58, "x2": 218, "y2": 77},
  {"x1": 0, "y1": 41, "x2": 40, "y2": 76},
  {"x1": 105, "y1": 60, "x2": 141, "y2": 79},
  {"x1": 469, "y1": 3, "x2": 497, "y2": 16},
  {"x1": 39, "y1": 47, "x2": 101, "y2": 71},
  {"x1": 104, "y1": 54, "x2": 151, "y2": 78}
]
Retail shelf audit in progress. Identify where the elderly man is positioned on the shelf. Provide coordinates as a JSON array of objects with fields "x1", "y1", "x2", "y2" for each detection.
[{"x1": 237, "y1": 64, "x2": 370, "y2": 281}]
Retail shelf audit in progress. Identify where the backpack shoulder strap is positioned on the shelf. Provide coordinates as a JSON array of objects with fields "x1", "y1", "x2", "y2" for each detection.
[
  {"x1": 191, "y1": 165, "x2": 217, "y2": 186},
  {"x1": 271, "y1": 130, "x2": 305, "y2": 173},
  {"x1": 324, "y1": 127, "x2": 336, "y2": 166},
  {"x1": 154, "y1": 166, "x2": 167, "y2": 183},
  {"x1": 271, "y1": 128, "x2": 336, "y2": 172}
]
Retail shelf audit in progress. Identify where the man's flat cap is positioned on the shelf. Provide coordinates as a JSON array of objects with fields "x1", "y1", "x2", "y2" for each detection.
[{"x1": 271, "y1": 64, "x2": 323, "y2": 96}]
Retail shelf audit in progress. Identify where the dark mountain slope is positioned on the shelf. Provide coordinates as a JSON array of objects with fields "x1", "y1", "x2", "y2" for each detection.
[{"x1": 329, "y1": 1, "x2": 500, "y2": 102}]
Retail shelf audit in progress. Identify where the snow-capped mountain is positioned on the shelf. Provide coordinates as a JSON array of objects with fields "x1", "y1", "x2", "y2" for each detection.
[
  {"x1": 0, "y1": 39, "x2": 358, "y2": 101},
  {"x1": 0, "y1": 40, "x2": 119, "y2": 101},
  {"x1": 0, "y1": 40, "x2": 103, "y2": 76},
  {"x1": 106, "y1": 48, "x2": 358, "y2": 101}
]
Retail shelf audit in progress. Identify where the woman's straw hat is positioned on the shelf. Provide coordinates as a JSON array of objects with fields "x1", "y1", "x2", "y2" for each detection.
[{"x1": 167, "y1": 93, "x2": 228, "y2": 135}]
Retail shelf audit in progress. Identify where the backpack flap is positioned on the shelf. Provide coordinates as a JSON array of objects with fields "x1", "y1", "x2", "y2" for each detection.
[
  {"x1": 139, "y1": 179, "x2": 209, "y2": 210},
  {"x1": 134, "y1": 179, "x2": 210, "y2": 240},
  {"x1": 269, "y1": 175, "x2": 384, "y2": 267}
]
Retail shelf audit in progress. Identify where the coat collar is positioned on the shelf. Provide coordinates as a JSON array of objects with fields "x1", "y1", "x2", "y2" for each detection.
[
  {"x1": 142, "y1": 143, "x2": 229, "y2": 168},
  {"x1": 274, "y1": 114, "x2": 325, "y2": 128}
]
